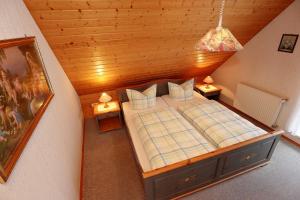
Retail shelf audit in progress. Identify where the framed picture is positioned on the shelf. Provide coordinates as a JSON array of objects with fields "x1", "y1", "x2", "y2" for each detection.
[
  {"x1": 0, "y1": 37, "x2": 54, "y2": 183},
  {"x1": 278, "y1": 34, "x2": 299, "y2": 53}
]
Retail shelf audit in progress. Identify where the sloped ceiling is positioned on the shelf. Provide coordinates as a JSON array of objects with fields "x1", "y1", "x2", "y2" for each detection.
[{"x1": 24, "y1": 0, "x2": 293, "y2": 95}]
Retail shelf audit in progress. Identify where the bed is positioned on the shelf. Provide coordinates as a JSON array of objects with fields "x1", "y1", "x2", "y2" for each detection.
[{"x1": 118, "y1": 79, "x2": 282, "y2": 200}]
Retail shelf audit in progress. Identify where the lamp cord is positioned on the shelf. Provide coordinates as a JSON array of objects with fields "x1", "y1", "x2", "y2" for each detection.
[{"x1": 217, "y1": 0, "x2": 226, "y2": 28}]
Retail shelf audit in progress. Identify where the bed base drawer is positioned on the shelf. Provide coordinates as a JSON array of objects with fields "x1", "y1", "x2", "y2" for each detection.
[
  {"x1": 220, "y1": 139, "x2": 275, "y2": 176},
  {"x1": 145, "y1": 158, "x2": 219, "y2": 200}
]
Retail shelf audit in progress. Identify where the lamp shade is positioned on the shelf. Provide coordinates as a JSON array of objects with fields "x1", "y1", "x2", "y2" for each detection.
[
  {"x1": 203, "y1": 76, "x2": 214, "y2": 84},
  {"x1": 195, "y1": 27, "x2": 243, "y2": 52},
  {"x1": 99, "y1": 92, "x2": 112, "y2": 103}
]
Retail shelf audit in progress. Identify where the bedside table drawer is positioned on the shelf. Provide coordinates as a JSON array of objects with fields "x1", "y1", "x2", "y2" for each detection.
[
  {"x1": 199, "y1": 90, "x2": 221, "y2": 100},
  {"x1": 203, "y1": 90, "x2": 220, "y2": 96},
  {"x1": 96, "y1": 111, "x2": 119, "y2": 120}
]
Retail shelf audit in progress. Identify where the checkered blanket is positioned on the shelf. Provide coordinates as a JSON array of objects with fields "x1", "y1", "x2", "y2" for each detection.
[
  {"x1": 178, "y1": 101, "x2": 267, "y2": 148},
  {"x1": 133, "y1": 107, "x2": 216, "y2": 170}
]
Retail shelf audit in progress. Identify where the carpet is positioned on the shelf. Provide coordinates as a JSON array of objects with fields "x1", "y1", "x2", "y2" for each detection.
[{"x1": 83, "y1": 119, "x2": 300, "y2": 200}]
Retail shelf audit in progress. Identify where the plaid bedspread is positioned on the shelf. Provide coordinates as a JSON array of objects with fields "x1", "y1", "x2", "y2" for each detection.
[
  {"x1": 133, "y1": 107, "x2": 216, "y2": 170},
  {"x1": 178, "y1": 101, "x2": 267, "y2": 148}
]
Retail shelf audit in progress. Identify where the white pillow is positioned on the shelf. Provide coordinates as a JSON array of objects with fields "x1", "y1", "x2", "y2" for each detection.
[
  {"x1": 126, "y1": 84, "x2": 157, "y2": 110},
  {"x1": 168, "y1": 79, "x2": 194, "y2": 100}
]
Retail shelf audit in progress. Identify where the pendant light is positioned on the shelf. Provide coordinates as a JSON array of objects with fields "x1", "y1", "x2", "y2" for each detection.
[{"x1": 195, "y1": 0, "x2": 243, "y2": 52}]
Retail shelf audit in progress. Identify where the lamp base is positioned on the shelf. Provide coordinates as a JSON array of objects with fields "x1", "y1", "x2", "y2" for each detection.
[
  {"x1": 104, "y1": 102, "x2": 109, "y2": 108},
  {"x1": 205, "y1": 84, "x2": 211, "y2": 89}
]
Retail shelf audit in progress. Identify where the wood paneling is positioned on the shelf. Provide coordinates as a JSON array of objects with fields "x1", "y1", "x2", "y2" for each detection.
[{"x1": 24, "y1": 0, "x2": 293, "y2": 95}]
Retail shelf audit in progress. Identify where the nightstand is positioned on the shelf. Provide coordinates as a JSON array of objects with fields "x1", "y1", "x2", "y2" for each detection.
[
  {"x1": 92, "y1": 101, "x2": 123, "y2": 133},
  {"x1": 195, "y1": 84, "x2": 222, "y2": 100}
]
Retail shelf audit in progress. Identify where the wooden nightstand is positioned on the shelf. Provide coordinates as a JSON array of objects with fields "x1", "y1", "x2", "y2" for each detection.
[
  {"x1": 92, "y1": 101, "x2": 123, "y2": 133},
  {"x1": 195, "y1": 84, "x2": 222, "y2": 100}
]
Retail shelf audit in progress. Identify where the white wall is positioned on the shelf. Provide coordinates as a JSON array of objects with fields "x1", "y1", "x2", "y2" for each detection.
[
  {"x1": 212, "y1": 0, "x2": 300, "y2": 131},
  {"x1": 0, "y1": 0, "x2": 83, "y2": 199}
]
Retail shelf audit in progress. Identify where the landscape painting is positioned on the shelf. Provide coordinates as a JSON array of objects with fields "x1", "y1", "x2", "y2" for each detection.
[{"x1": 0, "y1": 37, "x2": 53, "y2": 183}]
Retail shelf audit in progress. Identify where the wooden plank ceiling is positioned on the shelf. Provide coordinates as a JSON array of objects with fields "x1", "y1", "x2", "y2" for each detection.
[{"x1": 24, "y1": 0, "x2": 293, "y2": 95}]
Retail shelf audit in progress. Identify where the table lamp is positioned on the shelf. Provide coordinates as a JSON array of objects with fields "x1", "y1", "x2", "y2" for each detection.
[
  {"x1": 99, "y1": 92, "x2": 112, "y2": 108},
  {"x1": 203, "y1": 76, "x2": 214, "y2": 89}
]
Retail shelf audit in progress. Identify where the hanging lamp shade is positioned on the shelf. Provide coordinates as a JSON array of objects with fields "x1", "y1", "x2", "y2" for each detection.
[
  {"x1": 195, "y1": 0, "x2": 243, "y2": 52},
  {"x1": 195, "y1": 27, "x2": 243, "y2": 51}
]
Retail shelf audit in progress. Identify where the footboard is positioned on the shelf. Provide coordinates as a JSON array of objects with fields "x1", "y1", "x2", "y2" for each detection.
[{"x1": 143, "y1": 132, "x2": 281, "y2": 200}]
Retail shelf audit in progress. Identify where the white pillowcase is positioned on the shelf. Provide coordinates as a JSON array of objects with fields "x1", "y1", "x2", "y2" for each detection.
[
  {"x1": 126, "y1": 84, "x2": 157, "y2": 110},
  {"x1": 168, "y1": 79, "x2": 194, "y2": 100}
]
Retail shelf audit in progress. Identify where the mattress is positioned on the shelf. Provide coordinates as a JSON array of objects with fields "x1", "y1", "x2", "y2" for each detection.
[
  {"x1": 178, "y1": 101, "x2": 267, "y2": 147},
  {"x1": 122, "y1": 97, "x2": 168, "y2": 172},
  {"x1": 132, "y1": 107, "x2": 216, "y2": 170},
  {"x1": 162, "y1": 93, "x2": 266, "y2": 148}
]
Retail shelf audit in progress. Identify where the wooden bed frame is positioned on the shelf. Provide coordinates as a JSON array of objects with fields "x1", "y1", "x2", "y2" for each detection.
[{"x1": 117, "y1": 79, "x2": 282, "y2": 200}]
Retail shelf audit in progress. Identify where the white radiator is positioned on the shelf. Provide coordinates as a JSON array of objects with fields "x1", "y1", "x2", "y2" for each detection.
[{"x1": 233, "y1": 83, "x2": 287, "y2": 127}]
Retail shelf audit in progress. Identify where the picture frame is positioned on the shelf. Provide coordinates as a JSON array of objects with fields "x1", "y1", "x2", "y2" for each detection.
[
  {"x1": 0, "y1": 36, "x2": 54, "y2": 183},
  {"x1": 278, "y1": 34, "x2": 299, "y2": 53}
]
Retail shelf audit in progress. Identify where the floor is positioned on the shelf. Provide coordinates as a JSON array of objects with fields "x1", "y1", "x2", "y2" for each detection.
[{"x1": 83, "y1": 118, "x2": 300, "y2": 200}]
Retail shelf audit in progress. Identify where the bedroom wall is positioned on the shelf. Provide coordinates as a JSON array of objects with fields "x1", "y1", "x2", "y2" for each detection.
[
  {"x1": 0, "y1": 0, "x2": 83, "y2": 200},
  {"x1": 212, "y1": 0, "x2": 300, "y2": 131}
]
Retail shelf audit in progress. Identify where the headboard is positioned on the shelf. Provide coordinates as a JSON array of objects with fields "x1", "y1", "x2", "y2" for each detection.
[{"x1": 117, "y1": 78, "x2": 189, "y2": 103}]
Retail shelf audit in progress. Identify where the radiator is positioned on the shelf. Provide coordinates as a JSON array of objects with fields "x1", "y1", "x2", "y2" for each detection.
[{"x1": 233, "y1": 83, "x2": 286, "y2": 127}]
